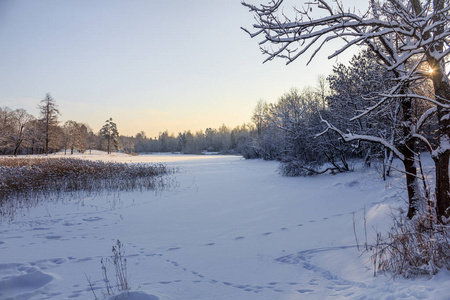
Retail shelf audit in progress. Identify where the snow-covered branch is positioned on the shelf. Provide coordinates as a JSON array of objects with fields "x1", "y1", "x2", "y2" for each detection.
[
  {"x1": 318, "y1": 117, "x2": 405, "y2": 161},
  {"x1": 379, "y1": 93, "x2": 450, "y2": 108}
]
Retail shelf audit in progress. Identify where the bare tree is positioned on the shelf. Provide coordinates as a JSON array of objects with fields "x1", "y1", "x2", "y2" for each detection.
[
  {"x1": 10, "y1": 109, "x2": 34, "y2": 156},
  {"x1": 24, "y1": 119, "x2": 46, "y2": 154},
  {"x1": 242, "y1": 0, "x2": 450, "y2": 222},
  {"x1": 63, "y1": 120, "x2": 89, "y2": 155},
  {"x1": 0, "y1": 107, "x2": 14, "y2": 154}
]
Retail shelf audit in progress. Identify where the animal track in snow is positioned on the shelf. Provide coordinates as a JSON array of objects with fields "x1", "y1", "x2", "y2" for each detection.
[
  {"x1": 82, "y1": 216, "x2": 102, "y2": 222},
  {"x1": 168, "y1": 247, "x2": 181, "y2": 251},
  {"x1": 276, "y1": 245, "x2": 369, "y2": 290},
  {"x1": 45, "y1": 235, "x2": 62, "y2": 240}
]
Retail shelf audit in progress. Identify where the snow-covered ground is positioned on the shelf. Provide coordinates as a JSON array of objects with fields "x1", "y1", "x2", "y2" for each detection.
[{"x1": 1, "y1": 152, "x2": 449, "y2": 299}]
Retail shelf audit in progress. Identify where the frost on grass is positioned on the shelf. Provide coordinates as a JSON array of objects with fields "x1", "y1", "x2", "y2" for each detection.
[
  {"x1": 0, "y1": 157, "x2": 175, "y2": 220},
  {"x1": 373, "y1": 211, "x2": 450, "y2": 277}
]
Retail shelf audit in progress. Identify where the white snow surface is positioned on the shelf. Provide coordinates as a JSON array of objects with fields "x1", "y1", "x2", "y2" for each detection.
[{"x1": 1, "y1": 151, "x2": 449, "y2": 299}]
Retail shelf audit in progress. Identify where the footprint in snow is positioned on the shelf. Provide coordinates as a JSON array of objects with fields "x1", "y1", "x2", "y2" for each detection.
[
  {"x1": 235, "y1": 284, "x2": 250, "y2": 289},
  {"x1": 204, "y1": 243, "x2": 215, "y2": 246},
  {"x1": 76, "y1": 257, "x2": 93, "y2": 262},
  {"x1": 82, "y1": 217, "x2": 102, "y2": 222},
  {"x1": 262, "y1": 232, "x2": 272, "y2": 236},
  {"x1": 168, "y1": 260, "x2": 179, "y2": 267},
  {"x1": 145, "y1": 253, "x2": 162, "y2": 257},
  {"x1": 67, "y1": 289, "x2": 84, "y2": 298},
  {"x1": 63, "y1": 222, "x2": 81, "y2": 227},
  {"x1": 168, "y1": 247, "x2": 181, "y2": 251},
  {"x1": 49, "y1": 258, "x2": 66, "y2": 264},
  {"x1": 32, "y1": 227, "x2": 50, "y2": 231},
  {"x1": 345, "y1": 180, "x2": 359, "y2": 187},
  {"x1": 45, "y1": 235, "x2": 62, "y2": 240},
  {"x1": 234, "y1": 236, "x2": 245, "y2": 240}
]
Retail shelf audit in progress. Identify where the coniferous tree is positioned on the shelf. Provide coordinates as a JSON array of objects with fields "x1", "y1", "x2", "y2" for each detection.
[
  {"x1": 38, "y1": 93, "x2": 60, "y2": 155},
  {"x1": 100, "y1": 118, "x2": 119, "y2": 154}
]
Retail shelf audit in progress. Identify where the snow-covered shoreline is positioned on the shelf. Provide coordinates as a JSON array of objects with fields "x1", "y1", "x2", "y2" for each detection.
[{"x1": 1, "y1": 153, "x2": 448, "y2": 299}]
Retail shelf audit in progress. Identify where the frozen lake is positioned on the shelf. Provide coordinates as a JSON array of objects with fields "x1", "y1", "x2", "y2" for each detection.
[{"x1": 1, "y1": 153, "x2": 448, "y2": 299}]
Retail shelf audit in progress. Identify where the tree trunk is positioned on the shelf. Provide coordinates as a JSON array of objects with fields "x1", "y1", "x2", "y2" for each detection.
[
  {"x1": 404, "y1": 148, "x2": 419, "y2": 219},
  {"x1": 13, "y1": 140, "x2": 22, "y2": 156},
  {"x1": 385, "y1": 149, "x2": 395, "y2": 178},
  {"x1": 400, "y1": 96, "x2": 420, "y2": 219},
  {"x1": 435, "y1": 151, "x2": 450, "y2": 222},
  {"x1": 431, "y1": 71, "x2": 450, "y2": 223},
  {"x1": 45, "y1": 134, "x2": 49, "y2": 155}
]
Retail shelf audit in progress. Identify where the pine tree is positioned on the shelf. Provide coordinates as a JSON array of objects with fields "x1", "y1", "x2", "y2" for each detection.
[
  {"x1": 38, "y1": 93, "x2": 60, "y2": 155},
  {"x1": 100, "y1": 118, "x2": 119, "y2": 154}
]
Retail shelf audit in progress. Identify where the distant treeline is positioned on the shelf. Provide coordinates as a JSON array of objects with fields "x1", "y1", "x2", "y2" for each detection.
[
  {"x1": 120, "y1": 125, "x2": 256, "y2": 156},
  {"x1": 0, "y1": 94, "x2": 256, "y2": 156}
]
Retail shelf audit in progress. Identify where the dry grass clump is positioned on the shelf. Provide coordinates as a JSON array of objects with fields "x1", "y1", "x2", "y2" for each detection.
[
  {"x1": 86, "y1": 239, "x2": 130, "y2": 299},
  {"x1": 0, "y1": 157, "x2": 174, "y2": 219},
  {"x1": 372, "y1": 211, "x2": 450, "y2": 277}
]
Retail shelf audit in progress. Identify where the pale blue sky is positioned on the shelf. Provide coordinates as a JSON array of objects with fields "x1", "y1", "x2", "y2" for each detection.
[{"x1": 0, "y1": 0, "x2": 366, "y2": 137}]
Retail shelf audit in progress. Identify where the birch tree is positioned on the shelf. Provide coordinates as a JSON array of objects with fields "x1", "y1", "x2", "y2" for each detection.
[{"x1": 242, "y1": 0, "x2": 450, "y2": 222}]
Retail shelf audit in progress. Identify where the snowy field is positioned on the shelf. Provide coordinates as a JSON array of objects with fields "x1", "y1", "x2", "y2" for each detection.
[{"x1": 1, "y1": 152, "x2": 449, "y2": 300}]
